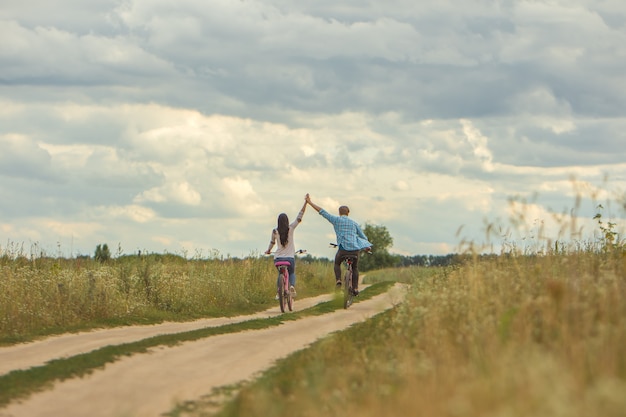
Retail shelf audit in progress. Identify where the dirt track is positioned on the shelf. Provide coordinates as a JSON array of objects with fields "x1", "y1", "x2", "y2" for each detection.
[{"x1": 0, "y1": 285, "x2": 406, "y2": 417}]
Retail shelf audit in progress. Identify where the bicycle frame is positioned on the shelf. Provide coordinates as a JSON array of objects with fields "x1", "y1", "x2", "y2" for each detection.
[
  {"x1": 268, "y1": 249, "x2": 305, "y2": 313},
  {"x1": 274, "y1": 261, "x2": 293, "y2": 313},
  {"x1": 341, "y1": 255, "x2": 357, "y2": 309},
  {"x1": 329, "y1": 243, "x2": 359, "y2": 309}
]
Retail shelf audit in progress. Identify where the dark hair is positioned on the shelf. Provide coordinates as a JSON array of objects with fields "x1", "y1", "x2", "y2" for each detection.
[{"x1": 277, "y1": 213, "x2": 289, "y2": 246}]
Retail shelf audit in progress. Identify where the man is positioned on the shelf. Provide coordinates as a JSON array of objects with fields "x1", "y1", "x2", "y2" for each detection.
[{"x1": 305, "y1": 194, "x2": 372, "y2": 295}]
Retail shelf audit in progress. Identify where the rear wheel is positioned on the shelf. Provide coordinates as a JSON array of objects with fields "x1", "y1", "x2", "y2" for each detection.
[
  {"x1": 287, "y1": 282, "x2": 293, "y2": 311},
  {"x1": 278, "y1": 288, "x2": 285, "y2": 313},
  {"x1": 343, "y1": 268, "x2": 353, "y2": 309},
  {"x1": 278, "y1": 270, "x2": 287, "y2": 313}
]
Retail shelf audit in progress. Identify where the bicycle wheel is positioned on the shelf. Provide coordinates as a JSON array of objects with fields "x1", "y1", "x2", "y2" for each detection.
[
  {"x1": 343, "y1": 268, "x2": 353, "y2": 309},
  {"x1": 278, "y1": 270, "x2": 286, "y2": 313},
  {"x1": 287, "y1": 281, "x2": 293, "y2": 311},
  {"x1": 278, "y1": 288, "x2": 285, "y2": 313}
]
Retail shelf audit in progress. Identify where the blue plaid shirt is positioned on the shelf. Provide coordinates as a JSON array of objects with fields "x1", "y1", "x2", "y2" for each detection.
[{"x1": 319, "y1": 209, "x2": 372, "y2": 251}]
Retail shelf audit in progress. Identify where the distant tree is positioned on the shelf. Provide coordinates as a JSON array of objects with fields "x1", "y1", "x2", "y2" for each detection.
[
  {"x1": 396, "y1": 254, "x2": 429, "y2": 267},
  {"x1": 359, "y1": 223, "x2": 398, "y2": 271},
  {"x1": 95, "y1": 243, "x2": 111, "y2": 263}
]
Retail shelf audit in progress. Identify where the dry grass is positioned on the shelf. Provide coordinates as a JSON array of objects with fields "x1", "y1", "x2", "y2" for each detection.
[
  {"x1": 211, "y1": 251, "x2": 625, "y2": 417},
  {"x1": 0, "y1": 252, "x2": 333, "y2": 344},
  {"x1": 376, "y1": 253, "x2": 626, "y2": 417},
  {"x1": 212, "y1": 182, "x2": 626, "y2": 417}
]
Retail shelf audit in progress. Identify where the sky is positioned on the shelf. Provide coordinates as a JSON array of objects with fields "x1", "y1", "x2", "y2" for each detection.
[{"x1": 1, "y1": 0, "x2": 625, "y2": 259}]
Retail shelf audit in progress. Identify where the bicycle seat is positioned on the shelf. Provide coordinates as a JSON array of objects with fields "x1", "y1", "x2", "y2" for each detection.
[
  {"x1": 274, "y1": 261, "x2": 291, "y2": 267},
  {"x1": 342, "y1": 255, "x2": 358, "y2": 261}
]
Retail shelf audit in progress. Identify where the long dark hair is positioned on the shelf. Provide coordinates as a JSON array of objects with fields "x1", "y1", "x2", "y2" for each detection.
[{"x1": 277, "y1": 213, "x2": 289, "y2": 246}]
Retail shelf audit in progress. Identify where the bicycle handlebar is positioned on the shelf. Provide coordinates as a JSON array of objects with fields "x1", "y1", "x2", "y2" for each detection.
[
  {"x1": 329, "y1": 243, "x2": 372, "y2": 253},
  {"x1": 266, "y1": 249, "x2": 307, "y2": 255}
]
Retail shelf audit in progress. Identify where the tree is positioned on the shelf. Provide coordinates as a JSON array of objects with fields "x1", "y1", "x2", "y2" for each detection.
[
  {"x1": 95, "y1": 243, "x2": 111, "y2": 263},
  {"x1": 359, "y1": 223, "x2": 397, "y2": 271}
]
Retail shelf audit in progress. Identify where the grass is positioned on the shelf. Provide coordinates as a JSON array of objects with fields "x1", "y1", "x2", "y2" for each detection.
[
  {"x1": 2, "y1": 252, "x2": 625, "y2": 417},
  {"x1": 0, "y1": 253, "x2": 333, "y2": 345},
  {"x1": 0, "y1": 281, "x2": 394, "y2": 408},
  {"x1": 197, "y1": 250, "x2": 625, "y2": 417}
]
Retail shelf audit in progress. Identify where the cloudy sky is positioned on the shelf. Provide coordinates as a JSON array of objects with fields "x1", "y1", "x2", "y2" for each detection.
[{"x1": 1, "y1": 0, "x2": 625, "y2": 259}]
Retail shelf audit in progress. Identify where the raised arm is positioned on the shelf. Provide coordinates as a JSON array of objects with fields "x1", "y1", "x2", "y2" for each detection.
[
  {"x1": 296, "y1": 199, "x2": 307, "y2": 222},
  {"x1": 305, "y1": 193, "x2": 322, "y2": 213}
]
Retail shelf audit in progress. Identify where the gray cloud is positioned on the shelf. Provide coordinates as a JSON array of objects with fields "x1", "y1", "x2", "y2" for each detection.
[
  {"x1": 0, "y1": 135, "x2": 55, "y2": 181},
  {"x1": 1, "y1": 0, "x2": 625, "y2": 257}
]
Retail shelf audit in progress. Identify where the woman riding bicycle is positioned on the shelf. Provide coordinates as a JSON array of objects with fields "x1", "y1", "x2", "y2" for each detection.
[
  {"x1": 305, "y1": 194, "x2": 372, "y2": 295},
  {"x1": 265, "y1": 196, "x2": 307, "y2": 299}
]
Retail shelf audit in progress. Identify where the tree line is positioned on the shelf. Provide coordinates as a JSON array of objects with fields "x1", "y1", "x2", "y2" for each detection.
[
  {"x1": 88, "y1": 223, "x2": 467, "y2": 271},
  {"x1": 87, "y1": 222, "x2": 475, "y2": 271}
]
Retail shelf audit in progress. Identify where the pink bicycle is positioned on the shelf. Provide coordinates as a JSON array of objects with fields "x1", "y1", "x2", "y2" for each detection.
[{"x1": 273, "y1": 249, "x2": 306, "y2": 313}]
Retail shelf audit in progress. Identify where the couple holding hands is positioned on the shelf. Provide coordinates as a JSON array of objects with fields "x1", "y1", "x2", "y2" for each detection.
[{"x1": 265, "y1": 194, "x2": 372, "y2": 298}]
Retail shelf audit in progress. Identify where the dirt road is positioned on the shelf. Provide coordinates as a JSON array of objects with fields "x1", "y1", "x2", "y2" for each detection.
[{"x1": 0, "y1": 285, "x2": 405, "y2": 417}]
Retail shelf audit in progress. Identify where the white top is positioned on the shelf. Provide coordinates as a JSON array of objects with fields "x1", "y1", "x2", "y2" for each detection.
[{"x1": 270, "y1": 211, "x2": 303, "y2": 258}]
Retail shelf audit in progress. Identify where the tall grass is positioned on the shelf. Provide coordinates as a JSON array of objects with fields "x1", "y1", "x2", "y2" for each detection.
[
  {"x1": 209, "y1": 249, "x2": 625, "y2": 417},
  {"x1": 207, "y1": 184, "x2": 626, "y2": 417},
  {"x1": 382, "y1": 253, "x2": 625, "y2": 416},
  {"x1": 0, "y1": 251, "x2": 333, "y2": 345}
]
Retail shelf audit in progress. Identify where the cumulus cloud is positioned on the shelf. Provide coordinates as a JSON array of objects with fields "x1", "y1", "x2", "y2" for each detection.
[
  {"x1": 0, "y1": 0, "x2": 625, "y2": 257},
  {"x1": 0, "y1": 21, "x2": 174, "y2": 83},
  {"x1": 221, "y1": 176, "x2": 266, "y2": 216},
  {"x1": 104, "y1": 204, "x2": 157, "y2": 223},
  {"x1": 134, "y1": 181, "x2": 201, "y2": 206},
  {"x1": 0, "y1": 134, "x2": 55, "y2": 181}
]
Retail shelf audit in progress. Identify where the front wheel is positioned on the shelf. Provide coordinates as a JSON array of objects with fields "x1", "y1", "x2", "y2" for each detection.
[
  {"x1": 278, "y1": 268, "x2": 293, "y2": 313},
  {"x1": 278, "y1": 270, "x2": 287, "y2": 313},
  {"x1": 343, "y1": 269, "x2": 353, "y2": 309}
]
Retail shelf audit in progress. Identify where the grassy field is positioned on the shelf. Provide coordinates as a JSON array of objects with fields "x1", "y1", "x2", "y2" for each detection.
[
  {"x1": 200, "y1": 248, "x2": 625, "y2": 417},
  {"x1": 0, "y1": 251, "x2": 334, "y2": 345},
  {"x1": 3, "y1": 247, "x2": 624, "y2": 416}
]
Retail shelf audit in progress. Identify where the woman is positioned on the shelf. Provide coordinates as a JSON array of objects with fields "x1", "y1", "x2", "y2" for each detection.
[{"x1": 265, "y1": 197, "x2": 307, "y2": 298}]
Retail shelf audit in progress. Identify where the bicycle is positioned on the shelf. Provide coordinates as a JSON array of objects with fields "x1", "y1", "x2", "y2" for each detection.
[
  {"x1": 273, "y1": 249, "x2": 306, "y2": 313},
  {"x1": 329, "y1": 243, "x2": 360, "y2": 309}
]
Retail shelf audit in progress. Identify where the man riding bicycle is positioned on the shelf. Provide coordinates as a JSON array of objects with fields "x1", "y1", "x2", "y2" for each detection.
[{"x1": 305, "y1": 194, "x2": 372, "y2": 295}]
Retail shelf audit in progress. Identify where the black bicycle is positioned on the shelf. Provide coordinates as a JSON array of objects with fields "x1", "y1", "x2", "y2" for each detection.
[{"x1": 330, "y1": 243, "x2": 359, "y2": 309}]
